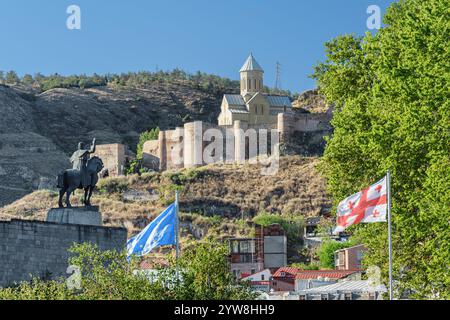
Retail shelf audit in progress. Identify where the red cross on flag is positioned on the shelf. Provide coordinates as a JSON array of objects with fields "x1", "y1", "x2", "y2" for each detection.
[{"x1": 333, "y1": 176, "x2": 387, "y2": 234}]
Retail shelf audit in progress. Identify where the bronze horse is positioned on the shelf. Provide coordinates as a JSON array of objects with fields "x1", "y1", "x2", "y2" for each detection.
[{"x1": 57, "y1": 156, "x2": 104, "y2": 208}]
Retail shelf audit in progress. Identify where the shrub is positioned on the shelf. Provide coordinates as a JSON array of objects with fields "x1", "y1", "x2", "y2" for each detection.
[{"x1": 96, "y1": 176, "x2": 129, "y2": 194}]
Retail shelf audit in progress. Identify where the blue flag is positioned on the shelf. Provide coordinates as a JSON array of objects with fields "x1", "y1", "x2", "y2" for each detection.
[{"x1": 127, "y1": 203, "x2": 177, "y2": 259}]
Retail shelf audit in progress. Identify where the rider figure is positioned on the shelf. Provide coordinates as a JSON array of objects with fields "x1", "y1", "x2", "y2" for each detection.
[{"x1": 70, "y1": 138, "x2": 96, "y2": 188}]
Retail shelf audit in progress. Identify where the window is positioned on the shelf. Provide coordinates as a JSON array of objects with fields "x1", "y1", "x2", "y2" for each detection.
[
  {"x1": 261, "y1": 274, "x2": 265, "y2": 281},
  {"x1": 299, "y1": 295, "x2": 306, "y2": 300},
  {"x1": 251, "y1": 269, "x2": 256, "y2": 275},
  {"x1": 232, "y1": 241, "x2": 239, "y2": 253},
  {"x1": 344, "y1": 293, "x2": 352, "y2": 300},
  {"x1": 248, "y1": 79, "x2": 251, "y2": 90},
  {"x1": 321, "y1": 294, "x2": 329, "y2": 300}
]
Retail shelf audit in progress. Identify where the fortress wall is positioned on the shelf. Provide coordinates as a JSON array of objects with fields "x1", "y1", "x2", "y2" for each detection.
[
  {"x1": 278, "y1": 112, "x2": 332, "y2": 137},
  {"x1": 158, "y1": 128, "x2": 184, "y2": 171},
  {"x1": 0, "y1": 219, "x2": 126, "y2": 288},
  {"x1": 93, "y1": 144, "x2": 126, "y2": 177},
  {"x1": 142, "y1": 140, "x2": 160, "y2": 170}
]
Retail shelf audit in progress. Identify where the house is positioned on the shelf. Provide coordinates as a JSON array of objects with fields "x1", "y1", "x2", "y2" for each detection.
[
  {"x1": 270, "y1": 267, "x2": 299, "y2": 292},
  {"x1": 241, "y1": 269, "x2": 273, "y2": 293},
  {"x1": 229, "y1": 237, "x2": 262, "y2": 279},
  {"x1": 304, "y1": 217, "x2": 321, "y2": 237},
  {"x1": 334, "y1": 244, "x2": 368, "y2": 270},
  {"x1": 294, "y1": 270, "x2": 362, "y2": 291},
  {"x1": 229, "y1": 224, "x2": 286, "y2": 279},
  {"x1": 297, "y1": 280, "x2": 387, "y2": 300}
]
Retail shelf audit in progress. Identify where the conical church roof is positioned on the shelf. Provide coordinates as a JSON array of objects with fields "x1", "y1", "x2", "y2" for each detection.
[{"x1": 240, "y1": 53, "x2": 264, "y2": 72}]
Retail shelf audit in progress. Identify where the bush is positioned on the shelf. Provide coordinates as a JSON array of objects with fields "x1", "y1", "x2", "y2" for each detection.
[{"x1": 96, "y1": 176, "x2": 129, "y2": 194}]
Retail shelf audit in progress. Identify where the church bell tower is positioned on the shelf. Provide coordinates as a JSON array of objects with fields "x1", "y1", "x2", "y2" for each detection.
[{"x1": 240, "y1": 53, "x2": 264, "y2": 99}]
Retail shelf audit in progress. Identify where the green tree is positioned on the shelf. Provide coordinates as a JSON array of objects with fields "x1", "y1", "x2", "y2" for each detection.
[
  {"x1": 0, "y1": 241, "x2": 255, "y2": 300},
  {"x1": 136, "y1": 128, "x2": 160, "y2": 159},
  {"x1": 5, "y1": 71, "x2": 20, "y2": 84},
  {"x1": 316, "y1": 240, "x2": 355, "y2": 269},
  {"x1": 177, "y1": 240, "x2": 255, "y2": 300},
  {"x1": 22, "y1": 74, "x2": 34, "y2": 86},
  {"x1": 313, "y1": 0, "x2": 449, "y2": 299}
]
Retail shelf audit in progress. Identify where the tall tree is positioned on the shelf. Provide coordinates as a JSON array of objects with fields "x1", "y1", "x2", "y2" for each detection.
[{"x1": 313, "y1": 0, "x2": 449, "y2": 299}]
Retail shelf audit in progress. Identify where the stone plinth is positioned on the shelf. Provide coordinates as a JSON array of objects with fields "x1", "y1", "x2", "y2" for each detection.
[{"x1": 46, "y1": 206, "x2": 102, "y2": 226}]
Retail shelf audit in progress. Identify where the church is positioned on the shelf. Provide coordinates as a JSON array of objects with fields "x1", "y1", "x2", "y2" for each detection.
[{"x1": 218, "y1": 54, "x2": 292, "y2": 126}]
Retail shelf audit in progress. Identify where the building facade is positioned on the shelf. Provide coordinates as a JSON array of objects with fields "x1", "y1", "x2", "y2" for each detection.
[
  {"x1": 229, "y1": 224, "x2": 286, "y2": 279},
  {"x1": 334, "y1": 244, "x2": 368, "y2": 271}
]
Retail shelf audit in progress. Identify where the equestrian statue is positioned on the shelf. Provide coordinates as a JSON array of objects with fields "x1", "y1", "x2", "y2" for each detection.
[{"x1": 57, "y1": 138, "x2": 104, "y2": 208}]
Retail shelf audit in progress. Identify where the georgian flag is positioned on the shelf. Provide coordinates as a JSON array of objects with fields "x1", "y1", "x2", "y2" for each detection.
[{"x1": 333, "y1": 176, "x2": 387, "y2": 234}]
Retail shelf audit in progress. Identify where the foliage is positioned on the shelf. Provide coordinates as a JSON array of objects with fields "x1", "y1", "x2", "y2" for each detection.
[
  {"x1": 176, "y1": 240, "x2": 256, "y2": 300},
  {"x1": 313, "y1": 0, "x2": 449, "y2": 299},
  {"x1": 96, "y1": 176, "x2": 130, "y2": 194},
  {"x1": 5, "y1": 71, "x2": 20, "y2": 84},
  {"x1": 0, "y1": 67, "x2": 295, "y2": 97},
  {"x1": 253, "y1": 211, "x2": 305, "y2": 241},
  {"x1": 290, "y1": 262, "x2": 320, "y2": 270},
  {"x1": 0, "y1": 242, "x2": 255, "y2": 300},
  {"x1": 316, "y1": 240, "x2": 355, "y2": 270},
  {"x1": 137, "y1": 128, "x2": 160, "y2": 159},
  {"x1": 124, "y1": 158, "x2": 141, "y2": 176}
]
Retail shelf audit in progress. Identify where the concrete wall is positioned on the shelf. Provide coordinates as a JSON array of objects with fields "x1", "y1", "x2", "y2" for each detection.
[
  {"x1": 0, "y1": 219, "x2": 127, "y2": 287},
  {"x1": 263, "y1": 235, "x2": 287, "y2": 269}
]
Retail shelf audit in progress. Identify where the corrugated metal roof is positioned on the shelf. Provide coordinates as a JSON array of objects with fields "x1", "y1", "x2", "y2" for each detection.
[
  {"x1": 266, "y1": 95, "x2": 292, "y2": 107},
  {"x1": 300, "y1": 280, "x2": 387, "y2": 293},
  {"x1": 229, "y1": 108, "x2": 249, "y2": 114},
  {"x1": 224, "y1": 94, "x2": 245, "y2": 106},
  {"x1": 295, "y1": 270, "x2": 360, "y2": 280},
  {"x1": 240, "y1": 53, "x2": 264, "y2": 72}
]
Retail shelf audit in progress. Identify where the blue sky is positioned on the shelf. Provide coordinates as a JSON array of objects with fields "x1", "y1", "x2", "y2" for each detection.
[{"x1": 0, "y1": 0, "x2": 395, "y2": 93}]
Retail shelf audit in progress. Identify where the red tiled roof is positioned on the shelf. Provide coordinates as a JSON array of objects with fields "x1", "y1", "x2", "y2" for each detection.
[
  {"x1": 272, "y1": 267, "x2": 300, "y2": 278},
  {"x1": 295, "y1": 270, "x2": 360, "y2": 280}
]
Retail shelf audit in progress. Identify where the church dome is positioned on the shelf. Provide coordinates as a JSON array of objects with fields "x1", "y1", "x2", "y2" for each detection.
[{"x1": 240, "y1": 53, "x2": 264, "y2": 72}]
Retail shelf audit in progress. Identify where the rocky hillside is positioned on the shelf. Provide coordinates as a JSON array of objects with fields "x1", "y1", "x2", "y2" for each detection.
[
  {"x1": 293, "y1": 89, "x2": 331, "y2": 113},
  {"x1": 0, "y1": 156, "x2": 331, "y2": 262},
  {"x1": 0, "y1": 156, "x2": 331, "y2": 231},
  {"x1": 0, "y1": 77, "x2": 328, "y2": 208},
  {"x1": 0, "y1": 81, "x2": 226, "y2": 207}
]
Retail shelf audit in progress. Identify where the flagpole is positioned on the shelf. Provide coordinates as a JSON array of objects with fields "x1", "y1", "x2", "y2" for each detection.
[
  {"x1": 175, "y1": 190, "x2": 180, "y2": 262},
  {"x1": 387, "y1": 170, "x2": 393, "y2": 300}
]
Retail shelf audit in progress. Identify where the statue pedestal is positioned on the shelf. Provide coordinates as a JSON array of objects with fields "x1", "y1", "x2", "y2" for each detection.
[{"x1": 46, "y1": 206, "x2": 102, "y2": 226}]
